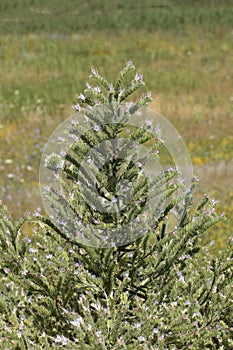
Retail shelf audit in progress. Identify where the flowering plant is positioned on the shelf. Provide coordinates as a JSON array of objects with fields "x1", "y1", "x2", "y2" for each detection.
[{"x1": 0, "y1": 62, "x2": 232, "y2": 349}]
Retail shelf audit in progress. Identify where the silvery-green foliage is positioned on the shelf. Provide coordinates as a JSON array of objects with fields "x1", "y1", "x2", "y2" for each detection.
[
  {"x1": 0, "y1": 200, "x2": 232, "y2": 349},
  {"x1": 0, "y1": 62, "x2": 232, "y2": 349}
]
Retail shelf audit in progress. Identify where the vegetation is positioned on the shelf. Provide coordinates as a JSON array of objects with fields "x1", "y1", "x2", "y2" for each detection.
[
  {"x1": 0, "y1": 2, "x2": 232, "y2": 247},
  {"x1": 1, "y1": 0, "x2": 233, "y2": 35},
  {"x1": 0, "y1": 62, "x2": 232, "y2": 349}
]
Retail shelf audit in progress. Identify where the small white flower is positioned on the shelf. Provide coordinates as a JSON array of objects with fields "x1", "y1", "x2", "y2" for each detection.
[
  {"x1": 70, "y1": 317, "x2": 82, "y2": 327},
  {"x1": 134, "y1": 322, "x2": 141, "y2": 329},
  {"x1": 134, "y1": 73, "x2": 143, "y2": 82},
  {"x1": 125, "y1": 102, "x2": 133, "y2": 113},
  {"x1": 211, "y1": 198, "x2": 218, "y2": 205},
  {"x1": 23, "y1": 237, "x2": 32, "y2": 243},
  {"x1": 95, "y1": 330, "x2": 102, "y2": 338},
  {"x1": 29, "y1": 248, "x2": 38, "y2": 254},
  {"x1": 91, "y1": 67, "x2": 97, "y2": 76},
  {"x1": 145, "y1": 120, "x2": 152, "y2": 127},
  {"x1": 53, "y1": 335, "x2": 69, "y2": 345},
  {"x1": 138, "y1": 336, "x2": 146, "y2": 342},
  {"x1": 153, "y1": 327, "x2": 159, "y2": 334},
  {"x1": 59, "y1": 150, "x2": 66, "y2": 157},
  {"x1": 94, "y1": 125, "x2": 100, "y2": 131},
  {"x1": 92, "y1": 302, "x2": 101, "y2": 310},
  {"x1": 78, "y1": 93, "x2": 85, "y2": 101},
  {"x1": 126, "y1": 60, "x2": 133, "y2": 67},
  {"x1": 94, "y1": 86, "x2": 101, "y2": 93},
  {"x1": 73, "y1": 104, "x2": 81, "y2": 111},
  {"x1": 136, "y1": 162, "x2": 143, "y2": 168}
]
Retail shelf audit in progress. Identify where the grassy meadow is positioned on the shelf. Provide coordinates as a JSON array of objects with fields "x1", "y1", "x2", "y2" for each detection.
[{"x1": 0, "y1": 0, "x2": 232, "y2": 253}]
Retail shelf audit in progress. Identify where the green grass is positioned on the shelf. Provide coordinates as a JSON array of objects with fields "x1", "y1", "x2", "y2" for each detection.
[
  {"x1": 0, "y1": 0, "x2": 232, "y2": 253},
  {"x1": 1, "y1": 0, "x2": 233, "y2": 35}
]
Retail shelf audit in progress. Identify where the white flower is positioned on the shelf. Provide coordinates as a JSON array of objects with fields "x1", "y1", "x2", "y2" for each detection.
[
  {"x1": 95, "y1": 330, "x2": 102, "y2": 338},
  {"x1": 91, "y1": 67, "x2": 97, "y2": 76},
  {"x1": 70, "y1": 317, "x2": 82, "y2": 327},
  {"x1": 53, "y1": 335, "x2": 69, "y2": 345},
  {"x1": 78, "y1": 93, "x2": 85, "y2": 101},
  {"x1": 134, "y1": 322, "x2": 141, "y2": 329},
  {"x1": 136, "y1": 161, "x2": 143, "y2": 168},
  {"x1": 29, "y1": 248, "x2": 38, "y2": 254},
  {"x1": 145, "y1": 120, "x2": 152, "y2": 127},
  {"x1": 138, "y1": 336, "x2": 146, "y2": 342},
  {"x1": 134, "y1": 73, "x2": 143, "y2": 82},
  {"x1": 73, "y1": 103, "x2": 81, "y2": 111},
  {"x1": 94, "y1": 86, "x2": 101, "y2": 93},
  {"x1": 94, "y1": 125, "x2": 100, "y2": 131},
  {"x1": 126, "y1": 60, "x2": 133, "y2": 67}
]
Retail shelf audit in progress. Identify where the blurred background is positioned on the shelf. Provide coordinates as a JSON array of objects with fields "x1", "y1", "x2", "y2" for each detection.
[{"x1": 0, "y1": 0, "x2": 232, "y2": 253}]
